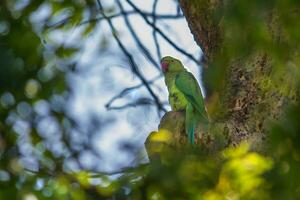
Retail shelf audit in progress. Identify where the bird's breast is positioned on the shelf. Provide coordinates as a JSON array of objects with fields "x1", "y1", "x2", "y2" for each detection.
[{"x1": 169, "y1": 81, "x2": 188, "y2": 111}]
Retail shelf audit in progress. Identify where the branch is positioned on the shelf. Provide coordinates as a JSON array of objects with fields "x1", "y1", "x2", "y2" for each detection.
[
  {"x1": 116, "y1": 0, "x2": 160, "y2": 70},
  {"x1": 106, "y1": 98, "x2": 154, "y2": 110},
  {"x1": 152, "y1": 0, "x2": 162, "y2": 62},
  {"x1": 47, "y1": 10, "x2": 184, "y2": 29},
  {"x1": 80, "y1": 10, "x2": 184, "y2": 25},
  {"x1": 25, "y1": 163, "x2": 148, "y2": 177},
  {"x1": 125, "y1": 0, "x2": 201, "y2": 65},
  {"x1": 96, "y1": 0, "x2": 166, "y2": 113},
  {"x1": 105, "y1": 75, "x2": 162, "y2": 109}
]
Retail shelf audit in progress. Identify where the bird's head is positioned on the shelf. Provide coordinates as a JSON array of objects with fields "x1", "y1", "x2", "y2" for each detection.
[{"x1": 160, "y1": 56, "x2": 184, "y2": 73}]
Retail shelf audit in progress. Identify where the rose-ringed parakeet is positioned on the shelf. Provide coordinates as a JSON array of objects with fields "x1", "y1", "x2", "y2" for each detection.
[{"x1": 161, "y1": 56, "x2": 209, "y2": 144}]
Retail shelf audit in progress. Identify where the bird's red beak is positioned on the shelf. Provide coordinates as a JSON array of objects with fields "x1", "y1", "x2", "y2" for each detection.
[{"x1": 161, "y1": 61, "x2": 169, "y2": 73}]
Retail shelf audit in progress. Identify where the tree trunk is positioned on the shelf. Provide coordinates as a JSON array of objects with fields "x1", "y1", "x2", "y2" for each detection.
[
  {"x1": 178, "y1": 0, "x2": 298, "y2": 150},
  {"x1": 146, "y1": 1, "x2": 298, "y2": 154}
]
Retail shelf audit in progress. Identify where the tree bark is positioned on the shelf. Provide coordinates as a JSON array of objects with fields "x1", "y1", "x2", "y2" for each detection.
[{"x1": 177, "y1": 0, "x2": 298, "y2": 150}]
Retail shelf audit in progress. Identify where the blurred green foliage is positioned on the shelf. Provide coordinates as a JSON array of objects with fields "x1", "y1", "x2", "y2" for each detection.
[{"x1": 0, "y1": 0, "x2": 300, "y2": 200}]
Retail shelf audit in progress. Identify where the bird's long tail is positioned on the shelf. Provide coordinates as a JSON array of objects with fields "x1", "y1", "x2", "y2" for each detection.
[
  {"x1": 186, "y1": 104, "x2": 196, "y2": 145},
  {"x1": 187, "y1": 123, "x2": 195, "y2": 144}
]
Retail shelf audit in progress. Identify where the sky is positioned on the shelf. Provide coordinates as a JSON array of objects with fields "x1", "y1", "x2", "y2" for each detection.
[{"x1": 32, "y1": 0, "x2": 202, "y2": 172}]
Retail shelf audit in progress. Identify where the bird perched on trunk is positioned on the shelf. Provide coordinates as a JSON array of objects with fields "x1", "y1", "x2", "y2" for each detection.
[{"x1": 161, "y1": 56, "x2": 209, "y2": 144}]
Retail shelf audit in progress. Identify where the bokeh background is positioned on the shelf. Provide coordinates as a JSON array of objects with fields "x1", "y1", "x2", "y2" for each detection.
[{"x1": 1, "y1": 0, "x2": 201, "y2": 173}]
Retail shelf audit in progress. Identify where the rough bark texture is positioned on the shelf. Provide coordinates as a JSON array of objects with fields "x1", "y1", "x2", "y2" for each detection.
[
  {"x1": 146, "y1": 1, "x2": 298, "y2": 153},
  {"x1": 179, "y1": 0, "x2": 222, "y2": 62},
  {"x1": 177, "y1": 1, "x2": 297, "y2": 150}
]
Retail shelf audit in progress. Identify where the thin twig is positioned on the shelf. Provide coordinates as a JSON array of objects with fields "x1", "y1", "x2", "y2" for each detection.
[
  {"x1": 125, "y1": 0, "x2": 201, "y2": 65},
  {"x1": 152, "y1": 0, "x2": 162, "y2": 62},
  {"x1": 96, "y1": 0, "x2": 166, "y2": 113},
  {"x1": 106, "y1": 98, "x2": 154, "y2": 110},
  {"x1": 105, "y1": 75, "x2": 162, "y2": 109},
  {"x1": 47, "y1": 10, "x2": 184, "y2": 29},
  {"x1": 116, "y1": 0, "x2": 160, "y2": 70},
  {"x1": 80, "y1": 10, "x2": 184, "y2": 25}
]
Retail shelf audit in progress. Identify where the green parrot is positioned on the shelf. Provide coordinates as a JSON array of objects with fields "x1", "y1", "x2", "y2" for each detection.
[{"x1": 161, "y1": 56, "x2": 209, "y2": 144}]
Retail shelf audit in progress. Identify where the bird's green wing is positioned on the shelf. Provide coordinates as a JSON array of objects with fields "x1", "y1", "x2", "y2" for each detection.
[{"x1": 175, "y1": 71, "x2": 208, "y2": 122}]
